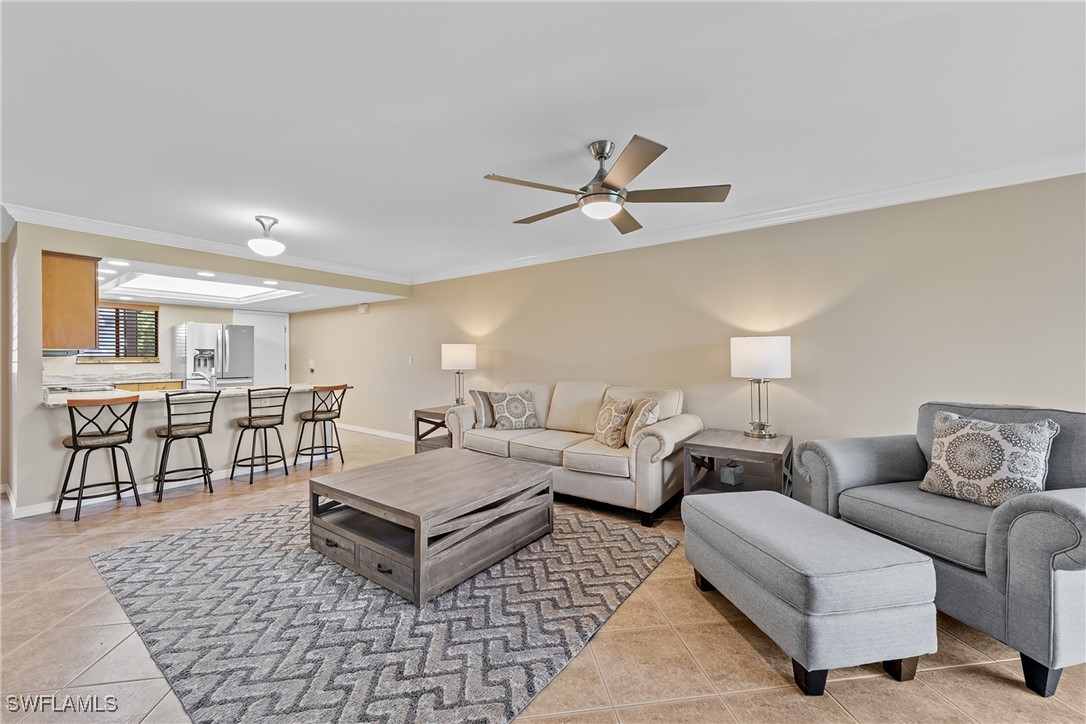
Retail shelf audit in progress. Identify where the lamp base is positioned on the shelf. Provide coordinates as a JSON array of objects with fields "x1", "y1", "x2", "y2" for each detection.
[{"x1": 744, "y1": 430, "x2": 778, "y2": 439}]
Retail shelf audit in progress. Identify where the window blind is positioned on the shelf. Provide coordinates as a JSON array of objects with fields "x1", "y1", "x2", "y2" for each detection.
[{"x1": 80, "y1": 304, "x2": 159, "y2": 359}]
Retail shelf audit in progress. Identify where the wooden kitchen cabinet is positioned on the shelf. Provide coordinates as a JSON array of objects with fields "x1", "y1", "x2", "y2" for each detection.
[
  {"x1": 42, "y1": 251, "x2": 100, "y2": 350},
  {"x1": 114, "y1": 381, "x2": 184, "y2": 392}
]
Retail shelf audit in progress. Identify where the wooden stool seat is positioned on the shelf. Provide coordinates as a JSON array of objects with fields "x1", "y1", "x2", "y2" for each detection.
[{"x1": 55, "y1": 396, "x2": 141, "y2": 522}]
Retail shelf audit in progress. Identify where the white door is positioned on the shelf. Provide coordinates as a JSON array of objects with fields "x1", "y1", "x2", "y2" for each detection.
[{"x1": 232, "y1": 311, "x2": 289, "y2": 386}]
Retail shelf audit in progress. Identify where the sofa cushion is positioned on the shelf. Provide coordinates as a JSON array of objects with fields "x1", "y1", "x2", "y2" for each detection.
[
  {"x1": 489, "y1": 390, "x2": 541, "y2": 430},
  {"x1": 594, "y1": 396, "x2": 633, "y2": 448},
  {"x1": 919, "y1": 411, "x2": 1059, "y2": 507},
  {"x1": 917, "y1": 402, "x2": 1084, "y2": 490},
  {"x1": 469, "y1": 389, "x2": 497, "y2": 429},
  {"x1": 509, "y1": 430, "x2": 592, "y2": 466},
  {"x1": 839, "y1": 481, "x2": 993, "y2": 572},
  {"x1": 625, "y1": 399, "x2": 660, "y2": 447},
  {"x1": 605, "y1": 387, "x2": 683, "y2": 421},
  {"x1": 503, "y1": 383, "x2": 555, "y2": 428},
  {"x1": 546, "y1": 381, "x2": 610, "y2": 434},
  {"x1": 463, "y1": 428, "x2": 540, "y2": 457},
  {"x1": 564, "y1": 439, "x2": 631, "y2": 478}
]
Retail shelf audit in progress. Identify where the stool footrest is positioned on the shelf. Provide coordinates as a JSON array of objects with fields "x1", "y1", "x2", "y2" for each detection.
[
  {"x1": 58, "y1": 482, "x2": 139, "y2": 502},
  {"x1": 153, "y1": 466, "x2": 214, "y2": 484}
]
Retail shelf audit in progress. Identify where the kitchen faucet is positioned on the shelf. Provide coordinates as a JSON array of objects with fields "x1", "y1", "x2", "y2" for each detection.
[{"x1": 192, "y1": 370, "x2": 217, "y2": 391}]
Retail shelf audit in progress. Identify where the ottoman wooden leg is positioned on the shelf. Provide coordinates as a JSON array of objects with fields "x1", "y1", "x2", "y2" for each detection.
[
  {"x1": 693, "y1": 570, "x2": 715, "y2": 592},
  {"x1": 883, "y1": 656, "x2": 920, "y2": 682},
  {"x1": 881, "y1": 659, "x2": 916, "y2": 681},
  {"x1": 792, "y1": 660, "x2": 828, "y2": 696}
]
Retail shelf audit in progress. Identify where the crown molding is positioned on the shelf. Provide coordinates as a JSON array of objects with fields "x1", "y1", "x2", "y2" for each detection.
[
  {"x1": 1, "y1": 207, "x2": 15, "y2": 243},
  {"x1": 409, "y1": 153, "x2": 1085, "y2": 284},
  {"x1": 0, "y1": 204, "x2": 411, "y2": 285}
]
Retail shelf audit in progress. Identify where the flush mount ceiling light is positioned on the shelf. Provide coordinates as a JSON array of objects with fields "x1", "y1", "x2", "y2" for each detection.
[{"x1": 247, "y1": 215, "x2": 285, "y2": 257}]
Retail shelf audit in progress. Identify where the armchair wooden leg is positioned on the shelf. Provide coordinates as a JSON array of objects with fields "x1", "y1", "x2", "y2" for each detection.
[
  {"x1": 1021, "y1": 653, "x2": 1062, "y2": 697},
  {"x1": 640, "y1": 511, "x2": 654, "y2": 527},
  {"x1": 883, "y1": 656, "x2": 919, "y2": 682},
  {"x1": 693, "y1": 570, "x2": 715, "y2": 592},
  {"x1": 791, "y1": 660, "x2": 827, "y2": 696}
]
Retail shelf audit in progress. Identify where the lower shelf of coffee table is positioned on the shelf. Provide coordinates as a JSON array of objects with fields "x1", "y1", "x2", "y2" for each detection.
[{"x1": 311, "y1": 492, "x2": 552, "y2": 605}]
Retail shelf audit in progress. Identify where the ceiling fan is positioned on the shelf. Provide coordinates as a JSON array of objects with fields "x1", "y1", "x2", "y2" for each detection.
[{"x1": 484, "y1": 135, "x2": 731, "y2": 235}]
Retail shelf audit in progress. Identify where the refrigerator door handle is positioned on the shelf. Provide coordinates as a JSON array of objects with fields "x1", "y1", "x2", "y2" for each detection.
[{"x1": 223, "y1": 328, "x2": 230, "y2": 375}]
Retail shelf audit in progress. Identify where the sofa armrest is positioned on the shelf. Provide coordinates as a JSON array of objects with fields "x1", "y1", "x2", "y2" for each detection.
[
  {"x1": 986, "y1": 488, "x2": 1086, "y2": 589},
  {"x1": 795, "y1": 435, "x2": 927, "y2": 517},
  {"x1": 445, "y1": 405, "x2": 476, "y2": 449},
  {"x1": 631, "y1": 413, "x2": 704, "y2": 464}
]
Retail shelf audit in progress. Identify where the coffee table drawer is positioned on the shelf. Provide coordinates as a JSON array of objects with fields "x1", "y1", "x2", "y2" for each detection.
[
  {"x1": 312, "y1": 528, "x2": 356, "y2": 566},
  {"x1": 358, "y1": 543, "x2": 413, "y2": 592}
]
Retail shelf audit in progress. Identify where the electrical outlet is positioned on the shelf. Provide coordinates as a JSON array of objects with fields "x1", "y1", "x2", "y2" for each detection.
[
  {"x1": 408, "y1": 411, "x2": 414, "y2": 422},
  {"x1": 113, "y1": 364, "x2": 125, "y2": 371},
  {"x1": 407, "y1": 355, "x2": 413, "y2": 366}
]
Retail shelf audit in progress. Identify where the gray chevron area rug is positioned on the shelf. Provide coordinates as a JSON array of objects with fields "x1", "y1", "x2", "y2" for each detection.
[{"x1": 91, "y1": 502, "x2": 676, "y2": 724}]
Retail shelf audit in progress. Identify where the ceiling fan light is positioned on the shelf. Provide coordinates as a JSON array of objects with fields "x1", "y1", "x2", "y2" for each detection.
[
  {"x1": 578, "y1": 191, "x2": 624, "y2": 220},
  {"x1": 247, "y1": 237, "x2": 286, "y2": 257}
]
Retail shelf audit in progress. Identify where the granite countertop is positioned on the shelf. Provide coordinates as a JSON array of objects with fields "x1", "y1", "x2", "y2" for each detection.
[
  {"x1": 42, "y1": 384, "x2": 322, "y2": 409},
  {"x1": 44, "y1": 373, "x2": 181, "y2": 386}
]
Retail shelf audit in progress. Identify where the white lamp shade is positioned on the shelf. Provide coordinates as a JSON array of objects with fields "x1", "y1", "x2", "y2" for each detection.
[
  {"x1": 731, "y1": 336, "x2": 791, "y2": 379},
  {"x1": 441, "y1": 343, "x2": 477, "y2": 370}
]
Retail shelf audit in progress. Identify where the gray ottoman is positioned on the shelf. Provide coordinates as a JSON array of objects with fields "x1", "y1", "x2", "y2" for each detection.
[{"x1": 682, "y1": 491, "x2": 937, "y2": 695}]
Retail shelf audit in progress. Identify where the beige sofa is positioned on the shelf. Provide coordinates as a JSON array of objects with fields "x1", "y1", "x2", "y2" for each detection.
[{"x1": 445, "y1": 381, "x2": 704, "y2": 526}]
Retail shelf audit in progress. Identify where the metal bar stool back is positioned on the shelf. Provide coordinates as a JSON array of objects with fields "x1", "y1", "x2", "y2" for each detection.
[
  {"x1": 294, "y1": 384, "x2": 348, "y2": 470},
  {"x1": 231, "y1": 386, "x2": 292, "y2": 484},
  {"x1": 153, "y1": 390, "x2": 221, "y2": 501},
  {"x1": 55, "y1": 395, "x2": 141, "y2": 521}
]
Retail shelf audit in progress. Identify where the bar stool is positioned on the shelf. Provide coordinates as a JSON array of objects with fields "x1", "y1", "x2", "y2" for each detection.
[
  {"x1": 55, "y1": 395, "x2": 141, "y2": 522},
  {"x1": 153, "y1": 390, "x2": 221, "y2": 502},
  {"x1": 294, "y1": 384, "x2": 348, "y2": 470},
  {"x1": 230, "y1": 386, "x2": 291, "y2": 484}
]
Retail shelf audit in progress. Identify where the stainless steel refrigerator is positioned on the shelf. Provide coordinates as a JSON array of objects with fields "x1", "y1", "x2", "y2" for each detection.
[{"x1": 172, "y1": 323, "x2": 255, "y2": 389}]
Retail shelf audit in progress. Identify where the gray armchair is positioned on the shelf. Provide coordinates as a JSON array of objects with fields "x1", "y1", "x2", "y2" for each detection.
[{"x1": 795, "y1": 402, "x2": 1085, "y2": 697}]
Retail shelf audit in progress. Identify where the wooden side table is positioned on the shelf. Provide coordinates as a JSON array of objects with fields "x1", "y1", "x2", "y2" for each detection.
[
  {"x1": 684, "y1": 428, "x2": 793, "y2": 497},
  {"x1": 413, "y1": 405, "x2": 452, "y2": 453}
]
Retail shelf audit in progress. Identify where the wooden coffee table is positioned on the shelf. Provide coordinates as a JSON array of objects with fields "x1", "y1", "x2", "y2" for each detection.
[{"x1": 309, "y1": 448, "x2": 553, "y2": 605}]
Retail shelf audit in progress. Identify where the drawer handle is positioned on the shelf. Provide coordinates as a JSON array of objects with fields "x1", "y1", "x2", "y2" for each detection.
[
  {"x1": 376, "y1": 563, "x2": 392, "y2": 574},
  {"x1": 324, "y1": 538, "x2": 338, "y2": 548}
]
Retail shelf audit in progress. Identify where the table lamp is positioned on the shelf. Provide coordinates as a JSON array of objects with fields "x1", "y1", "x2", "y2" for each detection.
[
  {"x1": 441, "y1": 343, "x2": 477, "y2": 405},
  {"x1": 731, "y1": 336, "x2": 791, "y2": 438}
]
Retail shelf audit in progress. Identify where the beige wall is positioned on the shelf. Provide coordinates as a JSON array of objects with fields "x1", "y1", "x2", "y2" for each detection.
[
  {"x1": 290, "y1": 176, "x2": 1086, "y2": 470},
  {"x1": 42, "y1": 303, "x2": 234, "y2": 377}
]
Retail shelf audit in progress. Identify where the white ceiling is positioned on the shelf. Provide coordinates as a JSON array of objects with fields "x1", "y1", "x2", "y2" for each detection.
[{"x1": 3, "y1": 2, "x2": 1083, "y2": 285}]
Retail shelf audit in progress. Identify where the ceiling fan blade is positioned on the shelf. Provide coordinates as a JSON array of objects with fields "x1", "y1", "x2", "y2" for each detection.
[
  {"x1": 626, "y1": 184, "x2": 731, "y2": 204},
  {"x1": 603, "y1": 135, "x2": 667, "y2": 190},
  {"x1": 513, "y1": 203, "x2": 579, "y2": 224},
  {"x1": 484, "y1": 174, "x2": 580, "y2": 196},
  {"x1": 609, "y1": 208, "x2": 643, "y2": 235}
]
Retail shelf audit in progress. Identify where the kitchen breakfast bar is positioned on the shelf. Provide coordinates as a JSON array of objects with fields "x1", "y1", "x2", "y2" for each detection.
[{"x1": 21, "y1": 384, "x2": 343, "y2": 518}]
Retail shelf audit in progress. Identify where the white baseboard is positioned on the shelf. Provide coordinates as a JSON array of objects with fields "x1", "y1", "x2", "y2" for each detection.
[{"x1": 337, "y1": 423, "x2": 413, "y2": 443}]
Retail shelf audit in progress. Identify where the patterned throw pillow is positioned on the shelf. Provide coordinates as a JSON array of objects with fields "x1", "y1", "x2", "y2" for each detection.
[
  {"x1": 919, "y1": 411, "x2": 1060, "y2": 507},
  {"x1": 488, "y1": 390, "x2": 540, "y2": 430},
  {"x1": 625, "y1": 399, "x2": 660, "y2": 447},
  {"x1": 594, "y1": 396, "x2": 634, "y2": 449},
  {"x1": 469, "y1": 390, "x2": 497, "y2": 429}
]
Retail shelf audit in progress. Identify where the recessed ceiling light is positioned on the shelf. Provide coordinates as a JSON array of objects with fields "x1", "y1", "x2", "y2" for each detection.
[
  {"x1": 197, "y1": 271, "x2": 216, "y2": 277},
  {"x1": 263, "y1": 280, "x2": 279, "y2": 286},
  {"x1": 119, "y1": 296, "x2": 134, "y2": 301},
  {"x1": 99, "y1": 268, "x2": 118, "y2": 275},
  {"x1": 106, "y1": 260, "x2": 130, "y2": 267}
]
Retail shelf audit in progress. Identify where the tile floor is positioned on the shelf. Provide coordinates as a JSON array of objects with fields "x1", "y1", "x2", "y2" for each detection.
[{"x1": 0, "y1": 430, "x2": 1082, "y2": 723}]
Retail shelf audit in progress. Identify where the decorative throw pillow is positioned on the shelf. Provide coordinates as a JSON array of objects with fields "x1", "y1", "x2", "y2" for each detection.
[
  {"x1": 488, "y1": 390, "x2": 540, "y2": 430},
  {"x1": 468, "y1": 390, "x2": 497, "y2": 429},
  {"x1": 625, "y1": 398, "x2": 660, "y2": 447},
  {"x1": 594, "y1": 396, "x2": 634, "y2": 449},
  {"x1": 918, "y1": 411, "x2": 1060, "y2": 507}
]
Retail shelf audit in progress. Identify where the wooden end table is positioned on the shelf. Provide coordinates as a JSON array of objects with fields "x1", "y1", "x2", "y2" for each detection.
[
  {"x1": 414, "y1": 405, "x2": 452, "y2": 453},
  {"x1": 310, "y1": 448, "x2": 553, "y2": 605},
  {"x1": 684, "y1": 428, "x2": 794, "y2": 497}
]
